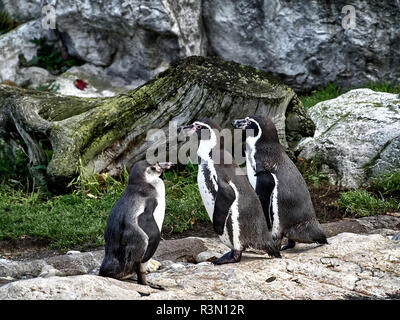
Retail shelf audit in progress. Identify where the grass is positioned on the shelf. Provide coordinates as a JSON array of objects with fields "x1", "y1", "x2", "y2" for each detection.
[
  {"x1": 370, "y1": 168, "x2": 400, "y2": 197},
  {"x1": 19, "y1": 38, "x2": 82, "y2": 75},
  {"x1": 0, "y1": 162, "x2": 208, "y2": 250},
  {"x1": 299, "y1": 82, "x2": 341, "y2": 109},
  {"x1": 336, "y1": 189, "x2": 399, "y2": 217},
  {"x1": 163, "y1": 163, "x2": 209, "y2": 233},
  {"x1": 298, "y1": 81, "x2": 400, "y2": 109}
]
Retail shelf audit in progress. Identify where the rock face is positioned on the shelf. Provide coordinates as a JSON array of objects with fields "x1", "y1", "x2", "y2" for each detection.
[
  {"x1": 297, "y1": 89, "x2": 400, "y2": 188},
  {"x1": 2, "y1": 1, "x2": 400, "y2": 92},
  {"x1": 0, "y1": 0, "x2": 42, "y2": 23},
  {"x1": 1, "y1": 232, "x2": 400, "y2": 300},
  {"x1": 0, "y1": 20, "x2": 43, "y2": 83},
  {"x1": 203, "y1": 0, "x2": 400, "y2": 92}
]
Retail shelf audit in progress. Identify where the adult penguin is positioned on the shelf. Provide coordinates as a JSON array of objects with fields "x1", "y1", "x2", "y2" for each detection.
[
  {"x1": 99, "y1": 160, "x2": 173, "y2": 288},
  {"x1": 232, "y1": 116, "x2": 328, "y2": 250},
  {"x1": 179, "y1": 119, "x2": 281, "y2": 264}
]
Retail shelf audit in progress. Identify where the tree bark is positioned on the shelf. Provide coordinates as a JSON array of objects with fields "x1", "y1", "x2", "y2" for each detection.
[{"x1": 0, "y1": 56, "x2": 315, "y2": 191}]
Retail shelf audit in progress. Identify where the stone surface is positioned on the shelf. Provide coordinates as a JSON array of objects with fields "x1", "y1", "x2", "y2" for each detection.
[
  {"x1": 0, "y1": 232, "x2": 399, "y2": 300},
  {"x1": 0, "y1": 0, "x2": 42, "y2": 23},
  {"x1": 52, "y1": 64, "x2": 125, "y2": 97},
  {"x1": 203, "y1": 0, "x2": 400, "y2": 92},
  {"x1": 47, "y1": 0, "x2": 206, "y2": 88},
  {"x1": 2, "y1": 1, "x2": 400, "y2": 92},
  {"x1": 322, "y1": 215, "x2": 400, "y2": 238},
  {"x1": 0, "y1": 20, "x2": 43, "y2": 83},
  {"x1": 14, "y1": 66, "x2": 56, "y2": 89},
  {"x1": 297, "y1": 89, "x2": 400, "y2": 188}
]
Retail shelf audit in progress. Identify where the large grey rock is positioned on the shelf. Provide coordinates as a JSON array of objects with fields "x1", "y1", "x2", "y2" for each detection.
[
  {"x1": 0, "y1": 20, "x2": 43, "y2": 82},
  {"x1": 2, "y1": 1, "x2": 400, "y2": 93},
  {"x1": 52, "y1": 64, "x2": 126, "y2": 97},
  {"x1": 46, "y1": 0, "x2": 206, "y2": 88},
  {"x1": 0, "y1": 0, "x2": 42, "y2": 23},
  {"x1": 203, "y1": 0, "x2": 400, "y2": 92},
  {"x1": 1, "y1": 233, "x2": 399, "y2": 300},
  {"x1": 297, "y1": 89, "x2": 400, "y2": 188}
]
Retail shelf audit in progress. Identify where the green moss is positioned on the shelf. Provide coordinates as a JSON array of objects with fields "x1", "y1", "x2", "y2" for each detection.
[{"x1": 170, "y1": 56, "x2": 287, "y2": 98}]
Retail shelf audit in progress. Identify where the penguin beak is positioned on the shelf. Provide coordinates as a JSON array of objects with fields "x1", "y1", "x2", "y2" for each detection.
[
  {"x1": 178, "y1": 124, "x2": 196, "y2": 135},
  {"x1": 155, "y1": 162, "x2": 174, "y2": 172},
  {"x1": 231, "y1": 119, "x2": 248, "y2": 129}
]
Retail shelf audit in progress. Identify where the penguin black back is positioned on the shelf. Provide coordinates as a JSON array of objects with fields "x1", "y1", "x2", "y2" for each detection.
[
  {"x1": 99, "y1": 160, "x2": 172, "y2": 288},
  {"x1": 232, "y1": 116, "x2": 328, "y2": 250},
  {"x1": 179, "y1": 118, "x2": 281, "y2": 264}
]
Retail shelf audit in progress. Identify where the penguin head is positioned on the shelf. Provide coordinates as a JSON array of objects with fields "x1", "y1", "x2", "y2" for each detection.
[
  {"x1": 231, "y1": 116, "x2": 279, "y2": 143},
  {"x1": 178, "y1": 119, "x2": 221, "y2": 141},
  {"x1": 129, "y1": 160, "x2": 173, "y2": 184}
]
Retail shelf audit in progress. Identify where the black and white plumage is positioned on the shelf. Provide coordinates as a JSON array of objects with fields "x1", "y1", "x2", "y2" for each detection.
[
  {"x1": 99, "y1": 160, "x2": 173, "y2": 287},
  {"x1": 179, "y1": 119, "x2": 281, "y2": 264},
  {"x1": 232, "y1": 116, "x2": 328, "y2": 250}
]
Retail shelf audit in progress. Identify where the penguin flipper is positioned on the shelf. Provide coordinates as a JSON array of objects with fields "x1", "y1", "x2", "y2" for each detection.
[
  {"x1": 212, "y1": 179, "x2": 236, "y2": 235},
  {"x1": 138, "y1": 197, "x2": 161, "y2": 262},
  {"x1": 254, "y1": 170, "x2": 276, "y2": 230}
]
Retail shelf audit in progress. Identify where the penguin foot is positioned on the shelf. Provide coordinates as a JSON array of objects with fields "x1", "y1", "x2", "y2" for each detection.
[
  {"x1": 212, "y1": 250, "x2": 242, "y2": 265},
  {"x1": 281, "y1": 239, "x2": 296, "y2": 251},
  {"x1": 147, "y1": 281, "x2": 165, "y2": 291},
  {"x1": 136, "y1": 271, "x2": 165, "y2": 290}
]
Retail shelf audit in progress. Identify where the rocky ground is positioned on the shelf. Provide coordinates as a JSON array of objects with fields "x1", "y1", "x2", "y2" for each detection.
[{"x1": 0, "y1": 215, "x2": 399, "y2": 300}]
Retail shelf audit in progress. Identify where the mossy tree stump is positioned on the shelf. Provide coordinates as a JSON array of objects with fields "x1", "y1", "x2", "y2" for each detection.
[{"x1": 0, "y1": 56, "x2": 314, "y2": 192}]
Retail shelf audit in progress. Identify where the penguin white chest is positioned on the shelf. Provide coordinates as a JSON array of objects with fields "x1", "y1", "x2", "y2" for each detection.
[
  {"x1": 245, "y1": 136, "x2": 259, "y2": 189},
  {"x1": 197, "y1": 166, "x2": 216, "y2": 222},
  {"x1": 246, "y1": 153, "x2": 257, "y2": 189},
  {"x1": 152, "y1": 181, "x2": 166, "y2": 232}
]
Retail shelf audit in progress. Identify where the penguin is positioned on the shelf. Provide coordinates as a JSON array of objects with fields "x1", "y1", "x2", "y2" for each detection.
[
  {"x1": 99, "y1": 160, "x2": 173, "y2": 288},
  {"x1": 231, "y1": 116, "x2": 328, "y2": 250},
  {"x1": 179, "y1": 119, "x2": 281, "y2": 264}
]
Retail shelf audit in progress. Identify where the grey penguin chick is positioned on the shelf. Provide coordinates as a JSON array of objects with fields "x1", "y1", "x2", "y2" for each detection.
[
  {"x1": 232, "y1": 116, "x2": 328, "y2": 250},
  {"x1": 99, "y1": 160, "x2": 173, "y2": 288},
  {"x1": 179, "y1": 119, "x2": 281, "y2": 264}
]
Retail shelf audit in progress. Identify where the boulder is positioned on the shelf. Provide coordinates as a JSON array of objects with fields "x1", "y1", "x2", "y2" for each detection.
[
  {"x1": 3, "y1": 1, "x2": 400, "y2": 92},
  {"x1": 52, "y1": 64, "x2": 125, "y2": 98},
  {"x1": 0, "y1": 20, "x2": 43, "y2": 83},
  {"x1": 0, "y1": 232, "x2": 399, "y2": 300},
  {"x1": 297, "y1": 89, "x2": 400, "y2": 188},
  {"x1": 46, "y1": 0, "x2": 206, "y2": 87},
  {"x1": 0, "y1": 0, "x2": 42, "y2": 23},
  {"x1": 203, "y1": 0, "x2": 400, "y2": 92}
]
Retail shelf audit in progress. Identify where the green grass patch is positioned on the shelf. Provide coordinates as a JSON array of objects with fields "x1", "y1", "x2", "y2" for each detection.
[
  {"x1": 0, "y1": 184, "x2": 116, "y2": 249},
  {"x1": 0, "y1": 162, "x2": 208, "y2": 249},
  {"x1": 336, "y1": 189, "x2": 399, "y2": 217},
  {"x1": 299, "y1": 82, "x2": 341, "y2": 109},
  {"x1": 370, "y1": 168, "x2": 400, "y2": 197},
  {"x1": 19, "y1": 38, "x2": 83, "y2": 75},
  {"x1": 163, "y1": 163, "x2": 209, "y2": 233},
  {"x1": 298, "y1": 81, "x2": 400, "y2": 109}
]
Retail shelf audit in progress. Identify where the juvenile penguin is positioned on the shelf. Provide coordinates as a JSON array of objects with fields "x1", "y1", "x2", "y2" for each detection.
[
  {"x1": 179, "y1": 119, "x2": 281, "y2": 264},
  {"x1": 99, "y1": 160, "x2": 173, "y2": 288},
  {"x1": 232, "y1": 116, "x2": 327, "y2": 250}
]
